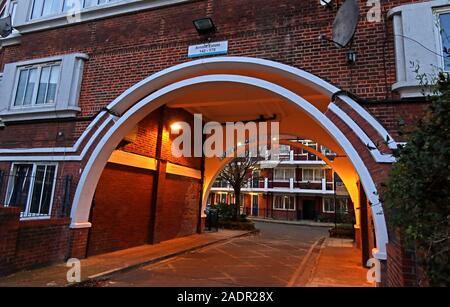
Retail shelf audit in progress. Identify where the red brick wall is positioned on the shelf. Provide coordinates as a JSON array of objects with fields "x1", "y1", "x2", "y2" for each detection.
[
  {"x1": 0, "y1": 207, "x2": 20, "y2": 275},
  {"x1": 363, "y1": 101, "x2": 430, "y2": 141},
  {"x1": 385, "y1": 233, "x2": 419, "y2": 287},
  {"x1": 14, "y1": 218, "x2": 71, "y2": 271},
  {"x1": 0, "y1": 0, "x2": 429, "y2": 149},
  {"x1": 153, "y1": 173, "x2": 201, "y2": 243},
  {"x1": 87, "y1": 163, "x2": 155, "y2": 256}
]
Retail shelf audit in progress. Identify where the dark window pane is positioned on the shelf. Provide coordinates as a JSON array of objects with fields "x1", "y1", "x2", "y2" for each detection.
[
  {"x1": 36, "y1": 66, "x2": 51, "y2": 105},
  {"x1": 40, "y1": 165, "x2": 56, "y2": 215},
  {"x1": 8, "y1": 165, "x2": 33, "y2": 212},
  {"x1": 440, "y1": 13, "x2": 450, "y2": 70},
  {"x1": 14, "y1": 70, "x2": 28, "y2": 106},
  {"x1": 30, "y1": 166, "x2": 46, "y2": 214}
]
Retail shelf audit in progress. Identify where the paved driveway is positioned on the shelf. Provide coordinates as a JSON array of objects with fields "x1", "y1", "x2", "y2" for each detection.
[{"x1": 101, "y1": 222, "x2": 328, "y2": 287}]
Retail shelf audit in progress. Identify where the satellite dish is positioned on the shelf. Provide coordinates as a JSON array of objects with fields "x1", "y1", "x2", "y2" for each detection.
[
  {"x1": 332, "y1": 0, "x2": 360, "y2": 48},
  {"x1": 0, "y1": 15, "x2": 12, "y2": 38}
]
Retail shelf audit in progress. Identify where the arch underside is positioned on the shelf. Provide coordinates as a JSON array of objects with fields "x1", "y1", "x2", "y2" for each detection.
[{"x1": 70, "y1": 57, "x2": 391, "y2": 260}]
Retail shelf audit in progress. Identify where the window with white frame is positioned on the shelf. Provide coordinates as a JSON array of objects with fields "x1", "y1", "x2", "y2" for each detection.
[
  {"x1": 30, "y1": 0, "x2": 122, "y2": 20},
  {"x1": 273, "y1": 195, "x2": 295, "y2": 210},
  {"x1": 273, "y1": 168, "x2": 295, "y2": 181},
  {"x1": 302, "y1": 168, "x2": 324, "y2": 182},
  {"x1": 0, "y1": 53, "x2": 87, "y2": 122},
  {"x1": 13, "y1": 62, "x2": 61, "y2": 107},
  {"x1": 322, "y1": 198, "x2": 349, "y2": 213},
  {"x1": 438, "y1": 11, "x2": 450, "y2": 71},
  {"x1": 6, "y1": 163, "x2": 57, "y2": 218},
  {"x1": 322, "y1": 198, "x2": 335, "y2": 213},
  {"x1": 321, "y1": 145, "x2": 335, "y2": 156}
]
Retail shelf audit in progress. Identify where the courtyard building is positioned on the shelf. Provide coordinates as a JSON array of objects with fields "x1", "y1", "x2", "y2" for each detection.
[
  {"x1": 208, "y1": 141, "x2": 354, "y2": 223},
  {"x1": 0, "y1": 0, "x2": 442, "y2": 286}
]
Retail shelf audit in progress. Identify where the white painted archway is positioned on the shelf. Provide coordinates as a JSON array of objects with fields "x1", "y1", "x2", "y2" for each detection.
[{"x1": 70, "y1": 73, "x2": 389, "y2": 260}]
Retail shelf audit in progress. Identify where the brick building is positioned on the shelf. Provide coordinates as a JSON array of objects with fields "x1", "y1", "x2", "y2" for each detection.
[
  {"x1": 0, "y1": 0, "x2": 442, "y2": 286},
  {"x1": 208, "y1": 140, "x2": 354, "y2": 223}
]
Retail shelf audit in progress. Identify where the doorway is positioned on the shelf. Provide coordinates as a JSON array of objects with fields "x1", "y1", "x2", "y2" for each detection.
[
  {"x1": 252, "y1": 195, "x2": 259, "y2": 216},
  {"x1": 302, "y1": 199, "x2": 316, "y2": 220}
]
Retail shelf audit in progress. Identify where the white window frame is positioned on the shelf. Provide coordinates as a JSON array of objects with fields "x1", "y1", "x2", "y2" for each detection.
[
  {"x1": 302, "y1": 168, "x2": 324, "y2": 183},
  {"x1": 272, "y1": 194, "x2": 296, "y2": 211},
  {"x1": 273, "y1": 168, "x2": 295, "y2": 182},
  {"x1": 11, "y1": 61, "x2": 61, "y2": 109},
  {"x1": 322, "y1": 198, "x2": 335, "y2": 213},
  {"x1": 5, "y1": 162, "x2": 58, "y2": 219},
  {"x1": 434, "y1": 7, "x2": 450, "y2": 72},
  {"x1": 0, "y1": 53, "x2": 87, "y2": 122},
  {"x1": 29, "y1": 0, "x2": 122, "y2": 20},
  {"x1": 322, "y1": 198, "x2": 349, "y2": 214}
]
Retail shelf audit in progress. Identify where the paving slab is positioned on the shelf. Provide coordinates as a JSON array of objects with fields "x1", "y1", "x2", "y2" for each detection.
[{"x1": 0, "y1": 230, "x2": 252, "y2": 287}]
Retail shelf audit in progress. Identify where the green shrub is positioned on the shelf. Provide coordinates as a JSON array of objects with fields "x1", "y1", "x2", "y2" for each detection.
[{"x1": 382, "y1": 73, "x2": 450, "y2": 286}]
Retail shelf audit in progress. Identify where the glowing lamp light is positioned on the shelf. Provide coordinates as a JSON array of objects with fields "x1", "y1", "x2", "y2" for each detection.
[{"x1": 170, "y1": 122, "x2": 182, "y2": 133}]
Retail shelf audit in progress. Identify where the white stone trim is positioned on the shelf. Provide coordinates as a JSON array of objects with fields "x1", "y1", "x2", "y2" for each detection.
[
  {"x1": 13, "y1": 0, "x2": 192, "y2": 34},
  {"x1": 388, "y1": 0, "x2": 450, "y2": 98},
  {"x1": 0, "y1": 114, "x2": 113, "y2": 161},
  {"x1": 329, "y1": 103, "x2": 396, "y2": 164},
  {"x1": 69, "y1": 74, "x2": 388, "y2": 259},
  {"x1": 0, "y1": 53, "x2": 88, "y2": 122},
  {"x1": 337, "y1": 95, "x2": 398, "y2": 150}
]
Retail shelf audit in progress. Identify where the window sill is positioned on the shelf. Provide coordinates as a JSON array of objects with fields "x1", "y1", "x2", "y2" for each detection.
[
  {"x1": 0, "y1": 106, "x2": 80, "y2": 122},
  {"x1": 14, "y1": 0, "x2": 192, "y2": 35},
  {"x1": 20, "y1": 215, "x2": 51, "y2": 221},
  {"x1": 392, "y1": 81, "x2": 430, "y2": 99},
  {"x1": 272, "y1": 208, "x2": 296, "y2": 212}
]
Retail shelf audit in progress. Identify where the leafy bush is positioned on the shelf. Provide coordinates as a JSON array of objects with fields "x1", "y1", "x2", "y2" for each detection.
[
  {"x1": 212, "y1": 203, "x2": 237, "y2": 221},
  {"x1": 382, "y1": 73, "x2": 450, "y2": 286}
]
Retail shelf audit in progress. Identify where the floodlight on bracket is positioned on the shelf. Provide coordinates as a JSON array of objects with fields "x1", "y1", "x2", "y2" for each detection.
[{"x1": 320, "y1": 0, "x2": 333, "y2": 9}]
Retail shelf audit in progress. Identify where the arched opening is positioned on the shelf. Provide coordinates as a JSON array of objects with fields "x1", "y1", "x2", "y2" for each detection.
[{"x1": 70, "y1": 57, "x2": 391, "y2": 263}]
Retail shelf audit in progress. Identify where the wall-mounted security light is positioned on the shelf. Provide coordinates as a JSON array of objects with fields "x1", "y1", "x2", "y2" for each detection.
[
  {"x1": 320, "y1": 0, "x2": 333, "y2": 8},
  {"x1": 193, "y1": 18, "x2": 216, "y2": 36}
]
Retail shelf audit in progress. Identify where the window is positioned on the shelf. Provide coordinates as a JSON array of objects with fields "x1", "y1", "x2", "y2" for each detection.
[
  {"x1": 273, "y1": 195, "x2": 295, "y2": 210},
  {"x1": 13, "y1": 63, "x2": 61, "y2": 107},
  {"x1": 323, "y1": 198, "x2": 335, "y2": 213},
  {"x1": 251, "y1": 170, "x2": 260, "y2": 188},
  {"x1": 30, "y1": 0, "x2": 124, "y2": 20},
  {"x1": 278, "y1": 145, "x2": 291, "y2": 161},
  {"x1": 6, "y1": 163, "x2": 57, "y2": 218},
  {"x1": 220, "y1": 193, "x2": 227, "y2": 204},
  {"x1": 0, "y1": 53, "x2": 87, "y2": 122},
  {"x1": 273, "y1": 168, "x2": 295, "y2": 181},
  {"x1": 302, "y1": 168, "x2": 324, "y2": 182},
  {"x1": 337, "y1": 198, "x2": 349, "y2": 213},
  {"x1": 439, "y1": 12, "x2": 450, "y2": 71},
  {"x1": 322, "y1": 198, "x2": 349, "y2": 213},
  {"x1": 321, "y1": 145, "x2": 335, "y2": 156}
]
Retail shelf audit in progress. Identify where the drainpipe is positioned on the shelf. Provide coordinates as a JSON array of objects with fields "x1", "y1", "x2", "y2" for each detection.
[{"x1": 197, "y1": 124, "x2": 206, "y2": 234}]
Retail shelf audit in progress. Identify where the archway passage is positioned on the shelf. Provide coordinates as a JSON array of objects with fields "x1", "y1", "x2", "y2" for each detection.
[{"x1": 70, "y1": 57, "x2": 396, "y2": 263}]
